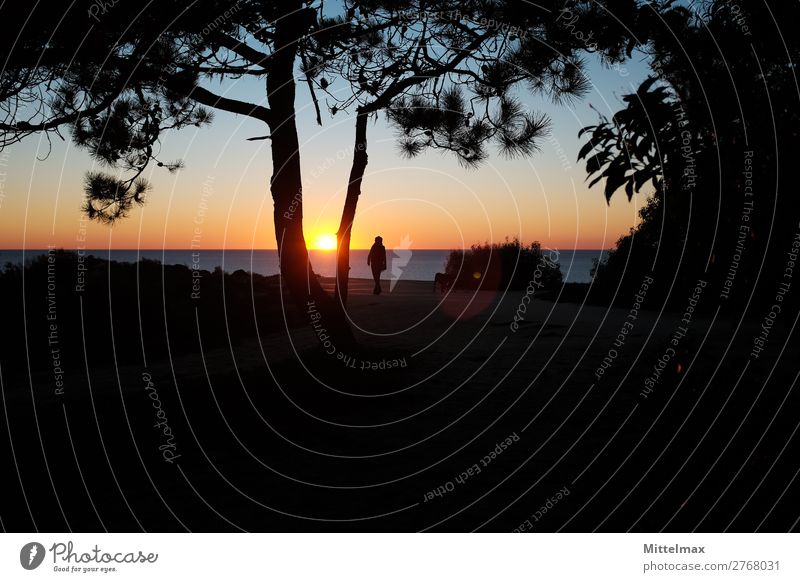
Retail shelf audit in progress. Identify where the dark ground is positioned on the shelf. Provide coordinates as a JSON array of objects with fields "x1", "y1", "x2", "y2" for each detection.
[{"x1": 1, "y1": 271, "x2": 799, "y2": 532}]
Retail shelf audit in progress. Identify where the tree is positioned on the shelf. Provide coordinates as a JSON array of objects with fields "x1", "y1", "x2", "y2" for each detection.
[
  {"x1": 1, "y1": 0, "x2": 359, "y2": 340},
  {"x1": 577, "y1": 0, "x2": 800, "y2": 307},
  {"x1": 1, "y1": 0, "x2": 662, "y2": 344},
  {"x1": 304, "y1": 0, "x2": 651, "y2": 306}
]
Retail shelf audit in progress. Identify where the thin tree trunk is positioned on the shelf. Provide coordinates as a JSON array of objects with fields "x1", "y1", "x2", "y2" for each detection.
[
  {"x1": 334, "y1": 110, "x2": 369, "y2": 307},
  {"x1": 267, "y1": 3, "x2": 354, "y2": 346}
]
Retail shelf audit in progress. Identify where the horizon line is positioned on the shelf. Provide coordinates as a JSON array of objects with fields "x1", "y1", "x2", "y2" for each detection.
[{"x1": 0, "y1": 247, "x2": 611, "y2": 252}]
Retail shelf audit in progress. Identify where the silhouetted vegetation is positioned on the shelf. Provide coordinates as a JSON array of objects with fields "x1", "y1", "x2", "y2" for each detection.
[
  {"x1": 443, "y1": 240, "x2": 562, "y2": 291},
  {"x1": 0, "y1": 251, "x2": 299, "y2": 377},
  {"x1": 580, "y1": 1, "x2": 800, "y2": 311},
  {"x1": 0, "y1": 1, "x2": 665, "y2": 341}
]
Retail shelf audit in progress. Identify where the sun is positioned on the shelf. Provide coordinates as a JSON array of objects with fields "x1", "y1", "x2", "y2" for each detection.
[{"x1": 311, "y1": 233, "x2": 337, "y2": 251}]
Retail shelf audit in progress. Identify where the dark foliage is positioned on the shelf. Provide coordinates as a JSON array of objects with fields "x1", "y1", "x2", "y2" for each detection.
[
  {"x1": 443, "y1": 239, "x2": 562, "y2": 291},
  {"x1": 579, "y1": 1, "x2": 800, "y2": 311},
  {"x1": 0, "y1": 252, "x2": 299, "y2": 378}
]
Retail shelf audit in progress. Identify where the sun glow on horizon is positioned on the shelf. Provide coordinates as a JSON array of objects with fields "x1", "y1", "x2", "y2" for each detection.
[{"x1": 311, "y1": 233, "x2": 338, "y2": 251}]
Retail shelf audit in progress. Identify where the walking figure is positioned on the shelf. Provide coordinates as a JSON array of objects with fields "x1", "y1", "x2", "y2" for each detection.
[{"x1": 367, "y1": 235, "x2": 387, "y2": 295}]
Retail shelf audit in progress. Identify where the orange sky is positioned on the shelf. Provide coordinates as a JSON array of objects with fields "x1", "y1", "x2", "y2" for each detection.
[
  {"x1": 0, "y1": 112, "x2": 646, "y2": 252},
  {"x1": 0, "y1": 58, "x2": 649, "y2": 252},
  {"x1": 0, "y1": 144, "x2": 644, "y2": 251}
]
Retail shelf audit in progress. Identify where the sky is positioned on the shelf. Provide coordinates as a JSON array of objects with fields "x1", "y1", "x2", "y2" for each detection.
[{"x1": 0, "y1": 51, "x2": 654, "y2": 252}]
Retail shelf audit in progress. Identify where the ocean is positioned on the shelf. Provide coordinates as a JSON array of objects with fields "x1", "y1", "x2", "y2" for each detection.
[{"x1": 0, "y1": 248, "x2": 606, "y2": 283}]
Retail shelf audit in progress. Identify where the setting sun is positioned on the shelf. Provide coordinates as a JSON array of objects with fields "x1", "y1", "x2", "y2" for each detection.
[{"x1": 311, "y1": 233, "x2": 338, "y2": 251}]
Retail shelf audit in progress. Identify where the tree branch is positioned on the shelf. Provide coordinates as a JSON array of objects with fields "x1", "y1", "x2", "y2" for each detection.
[
  {"x1": 361, "y1": 30, "x2": 494, "y2": 113},
  {"x1": 210, "y1": 31, "x2": 273, "y2": 69},
  {"x1": 164, "y1": 78, "x2": 272, "y2": 124}
]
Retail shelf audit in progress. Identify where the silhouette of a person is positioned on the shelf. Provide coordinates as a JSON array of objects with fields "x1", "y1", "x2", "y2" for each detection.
[{"x1": 367, "y1": 235, "x2": 387, "y2": 295}]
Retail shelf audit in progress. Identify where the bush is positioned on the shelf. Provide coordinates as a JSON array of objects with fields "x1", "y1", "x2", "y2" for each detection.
[
  {"x1": 443, "y1": 239, "x2": 562, "y2": 291},
  {"x1": 0, "y1": 250, "x2": 300, "y2": 377}
]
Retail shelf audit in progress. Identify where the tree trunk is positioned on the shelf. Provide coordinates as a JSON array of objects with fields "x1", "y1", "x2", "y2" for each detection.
[
  {"x1": 333, "y1": 110, "x2": 369, "y2": 307},
  {"x1": 267, "y1": 3, "x2": 354, "y2": 347}
]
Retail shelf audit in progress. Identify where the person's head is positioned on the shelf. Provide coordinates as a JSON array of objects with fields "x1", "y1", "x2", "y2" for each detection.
[{"x1": 375, "y1": 235, "x2": 383, "y2": 244}]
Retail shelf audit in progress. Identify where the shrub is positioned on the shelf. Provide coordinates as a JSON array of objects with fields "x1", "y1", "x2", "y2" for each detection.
[
  {"x1": 443, "y1": 239, "x2": 562, "y2": 291},
  {"x1": 0, "y1": 250, "x2": 299, "y2": 377}
]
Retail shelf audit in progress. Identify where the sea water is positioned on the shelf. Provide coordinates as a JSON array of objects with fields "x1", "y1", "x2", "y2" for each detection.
[{"x1": 0, "y1": 249, "x2": 606, "y2": 283}]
